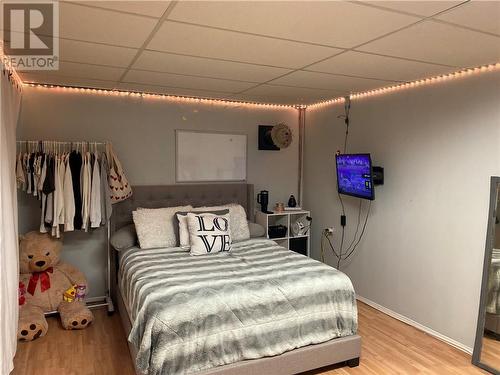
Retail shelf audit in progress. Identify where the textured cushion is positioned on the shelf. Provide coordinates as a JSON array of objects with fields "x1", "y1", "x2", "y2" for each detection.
[
  {"x1": 195, "y1": 204, "x2": 250, "y2": 242},
  {"x1": 132, "y1": 205, "x2": 192, "y2": 249},
  {"x1": 110, "y1": 224, "x2": 137, "y2": 251},
  {"x1": 176, "y1": 209, "x2": 229, "y2": 249},
  {"x1": 248, "y1": 221, "x2": 266, "y2": 238},
  {"x1": 187, "y1": 212, "x2": 232, "y2": 256}
]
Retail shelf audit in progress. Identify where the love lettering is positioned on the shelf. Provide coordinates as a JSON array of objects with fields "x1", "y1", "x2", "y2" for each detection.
[
  {"x1": 196, "y1": 216, "x2": 229, "y2": 232},
  {"x1": 196, "y1": 216, "x2": 231, "y2": 252},
  {"x1": 198, "y1": 234, "x2": 231, "y2": 252}
]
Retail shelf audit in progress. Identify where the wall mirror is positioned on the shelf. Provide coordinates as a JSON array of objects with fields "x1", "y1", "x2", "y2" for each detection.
[{"x1": 473, "y1": 176, "x2": 500, "y2": 374}]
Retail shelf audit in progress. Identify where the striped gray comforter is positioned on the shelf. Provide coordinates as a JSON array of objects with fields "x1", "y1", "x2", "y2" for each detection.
[{"x1": 119, "y1": 238, "x2": 357, "y2": 375}]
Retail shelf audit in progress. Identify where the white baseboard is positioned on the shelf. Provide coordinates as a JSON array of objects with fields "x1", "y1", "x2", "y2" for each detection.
[{"x1": 356, "y1": 295, "x2": 473, "y2": 355}]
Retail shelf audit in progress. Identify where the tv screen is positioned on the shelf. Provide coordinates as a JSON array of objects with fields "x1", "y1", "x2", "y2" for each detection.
[{"x1": 336, "y1": 153, "x2": 375, "y2": 200}]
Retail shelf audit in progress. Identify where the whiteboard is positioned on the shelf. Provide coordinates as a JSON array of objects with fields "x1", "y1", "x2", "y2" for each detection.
[{"x1": 176, "y1": 130, "x2": 247, "y2": 182}]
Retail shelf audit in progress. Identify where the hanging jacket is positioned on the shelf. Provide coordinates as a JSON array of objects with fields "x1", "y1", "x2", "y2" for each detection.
[{"x1": 69, "y1": 151, "x2": 83, "y2": 230}]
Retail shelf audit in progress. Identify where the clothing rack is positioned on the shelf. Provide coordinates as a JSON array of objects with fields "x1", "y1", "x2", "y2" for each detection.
[
  {"x1": 16, "y1": 140, "x2": 107, "y2": 153},
  {"x1": 17, "y1": 140, "x2": 115, "y2": 316}
]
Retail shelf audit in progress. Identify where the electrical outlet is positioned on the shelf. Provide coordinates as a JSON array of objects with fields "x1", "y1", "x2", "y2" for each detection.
[{"x1": 326, "y1": 227, "x2": 334, "y2": 235}]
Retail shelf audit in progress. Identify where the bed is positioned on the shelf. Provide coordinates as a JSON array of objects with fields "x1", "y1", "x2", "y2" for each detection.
[{"x1": 110, "y1": 184, "x2": 361, "y2": 375}]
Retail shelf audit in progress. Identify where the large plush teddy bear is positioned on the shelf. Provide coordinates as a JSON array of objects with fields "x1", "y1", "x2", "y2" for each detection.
[{"x1": 18, "y1": 231, "x2": 93, "y2": 341}]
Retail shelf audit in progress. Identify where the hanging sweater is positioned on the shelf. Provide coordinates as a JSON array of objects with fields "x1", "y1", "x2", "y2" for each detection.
[{"x1": 100, "y1": 153, "x2": 112, "y2": 225}]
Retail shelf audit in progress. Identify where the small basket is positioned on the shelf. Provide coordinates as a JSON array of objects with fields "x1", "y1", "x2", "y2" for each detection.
[{"x1": 268, "y1": 225, "x2": 287, "y2": 239}]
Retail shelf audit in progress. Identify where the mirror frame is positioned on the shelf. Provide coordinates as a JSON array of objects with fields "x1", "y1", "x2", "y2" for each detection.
[{"x1": 473, "y1": 176, "x2": 500, "y2": 374}]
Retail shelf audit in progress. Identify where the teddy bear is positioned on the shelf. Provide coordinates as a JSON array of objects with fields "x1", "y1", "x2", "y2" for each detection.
[{"x1": 18, "y1": 231, "x2": 93, "y2": 341}]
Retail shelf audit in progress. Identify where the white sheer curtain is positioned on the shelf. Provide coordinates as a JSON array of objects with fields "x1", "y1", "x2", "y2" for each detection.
[{"x1": 0, "y1": 68, "x2": 22, "y2": 375}]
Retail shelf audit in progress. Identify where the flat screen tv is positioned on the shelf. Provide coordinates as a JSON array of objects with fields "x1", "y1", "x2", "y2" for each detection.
[{"x1": 335, "y1": 153, "x2": 375, "y2": 200}]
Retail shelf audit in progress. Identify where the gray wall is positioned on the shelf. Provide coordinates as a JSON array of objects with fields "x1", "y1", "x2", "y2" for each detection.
[
  {"x1": 17, "y1": 88, "x2": 299, "y2": 297},
  {"x1": 303, "y1": 71, "x2": 500, "y2": 350}
]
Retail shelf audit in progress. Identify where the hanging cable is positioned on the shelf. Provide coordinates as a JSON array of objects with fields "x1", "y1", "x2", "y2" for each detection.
[
  {"x1": 321, "y1": 229, "x2": 339, "y2": 264},
  {"x1": 343, "y1": 96, "x2": 351, "y2": 154},
  {"x1": 345, "y1": 199, "x2": 363, "y2": 253},
  {"x1": 341, "y1": 201, "x2": 372, "y2": 262}
]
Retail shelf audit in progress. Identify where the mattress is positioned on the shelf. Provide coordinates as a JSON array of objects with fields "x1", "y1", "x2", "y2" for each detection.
[{"x1": 118, "y1": 238, "x2": 357, "y2": 375}]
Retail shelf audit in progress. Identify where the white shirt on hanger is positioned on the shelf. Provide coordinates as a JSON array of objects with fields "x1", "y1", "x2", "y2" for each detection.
[{"x1": 63, "y1": 153, "x2": 75, "y2": 232}]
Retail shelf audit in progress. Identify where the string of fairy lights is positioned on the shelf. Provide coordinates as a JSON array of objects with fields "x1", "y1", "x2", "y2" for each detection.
[
  {"x1": 24, "y1": 83, "x2": 298, "y2": 110},
  {"x1": 309, "y1": 62, "x2": 500, "y2": 109},
  {"x1": 9, "y1": 61, "x2": 500, "y2": 109}
]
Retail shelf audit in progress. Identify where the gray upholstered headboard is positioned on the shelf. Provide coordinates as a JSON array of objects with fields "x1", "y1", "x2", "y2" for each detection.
[{"x1": 110, "y1": 183, "x2": 254, "y2": 232}]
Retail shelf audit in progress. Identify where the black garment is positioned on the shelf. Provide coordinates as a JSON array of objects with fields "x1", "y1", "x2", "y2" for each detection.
[
  {"x1": 28, "y1": 153, "x2": 35, "y2": 192},
  {"x1": 69, "y1": 151, "x2": 83, "y2": 230},
  {"x1": 42, "y1": 155, "x2": 55, "y2": 195}
]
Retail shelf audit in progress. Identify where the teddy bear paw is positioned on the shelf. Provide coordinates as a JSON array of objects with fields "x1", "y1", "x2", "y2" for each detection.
[
  {"x1": 18, "y1": 322, "x2": 47, "y2": 342},
  {"x1": 68, "y1": 316, "x2": 92, "y2": 330}
]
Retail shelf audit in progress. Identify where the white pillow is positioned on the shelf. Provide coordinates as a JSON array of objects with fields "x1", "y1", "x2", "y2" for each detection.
[
  {"x1": 176, "y1": 209, "x2": 229, "y2": 249},
  {"x1": 132, "y1": 205, "x2": 192, "y2": 249},
  {"x1": 187, "y1": 212, "x2": 232, "y2": 255},
  {"x1": 195, "y1": 204, "x2": 250, "y2": 242}
]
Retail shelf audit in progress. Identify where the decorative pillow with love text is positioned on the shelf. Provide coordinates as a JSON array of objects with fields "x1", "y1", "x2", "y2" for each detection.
[{"x1": 186, "y1": 212, "x2": 232, "y2": 256}]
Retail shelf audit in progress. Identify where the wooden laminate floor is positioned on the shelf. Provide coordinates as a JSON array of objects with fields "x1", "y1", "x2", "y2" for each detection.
[
  {"x1": 13, "y1": 301, "x2": 486, "y2": 375},
  {"x1": 480, "y1": 334, "x2": 500, "y2": 370}
]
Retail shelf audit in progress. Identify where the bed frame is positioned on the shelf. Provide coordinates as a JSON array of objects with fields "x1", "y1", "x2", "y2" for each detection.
[{"x1": 110, "y1": 183, "x2": 361, "y2": 375}]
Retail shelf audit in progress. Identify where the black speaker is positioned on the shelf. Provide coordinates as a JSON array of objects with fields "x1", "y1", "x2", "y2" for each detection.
[{"x1": 373, "y1": 166, "x2": 384, "y2": 185}]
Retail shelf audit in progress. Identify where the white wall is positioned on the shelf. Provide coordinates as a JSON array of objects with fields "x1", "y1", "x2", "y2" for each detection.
[
  {"x1": 304, "y1": 71, "x2": 500, "y2": 350},
  {"x1": 17, "y1": 88, "x2": 299, "y2": 296}
]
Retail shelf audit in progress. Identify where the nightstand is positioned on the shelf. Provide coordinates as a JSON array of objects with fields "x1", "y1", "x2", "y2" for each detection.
[{"x1": 255, "y1": 210, "x2": 311, "y2": 257}]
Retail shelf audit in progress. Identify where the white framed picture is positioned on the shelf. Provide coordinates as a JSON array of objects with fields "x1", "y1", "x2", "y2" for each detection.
[{"x1": 176, "y1": 130, "x2": 247, "y2": 182}]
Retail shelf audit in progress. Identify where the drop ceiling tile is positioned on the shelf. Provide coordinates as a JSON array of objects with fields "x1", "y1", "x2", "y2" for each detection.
[
  {"x1": 21, "y1": 72, "x2": 117, "y2": 89},
  {"x1": 269, "y1": 70, "x2": 393, "y2": 92},
  {"x1": 241, "y1": 84, "x2": 346, "y2": 104},
  {"x1": 358, "y1": 20, "x2": 500, "y2": 67},
  {"x1": 123, "y1": 70, "x2": 256, "y2": 93},
  {"x1": 133, "y1": 50, "x2": 292, "y2": 82},
  {"x1": 70, "y1": 1, "x2": 171, "y2": 18},
  {"x1": 435, "y1": 1, "x2": 500, "y2": 36},
  {"x1": 60, "y1": 39, "x2": 138, "y2": 67},
  {"x1": 116, "y1": 82, "x2": 234, "y2": 99},
  {"x1": 360, "y1": 1, "x2": 461, "y2": 17},
  {"x1": 306, "y1": 51, "x2": 456, "y2": 81},
  {"x1": 29, "y1": 61, "x2": 126, "y2": 81},
  {"x1": 60, "y1": 2, "x2": 157, "y2": 48},
  {"x1": 147, "y1": 21, "x2": 342, "y2": 69},
  {"x1": 168, "y1": 1, "x2": 419, "y2": 48}
]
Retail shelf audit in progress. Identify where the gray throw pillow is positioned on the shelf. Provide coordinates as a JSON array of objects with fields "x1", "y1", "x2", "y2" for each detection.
[
  {"x1": 195, "y1": 204, "x2": 250, "y2": 242},
  {"x1": 248, "y1": 222, "x2": 266, "y2": 238},
  {"x1": 110, "y1": 224, "x2": 137, "y2": 251}
]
